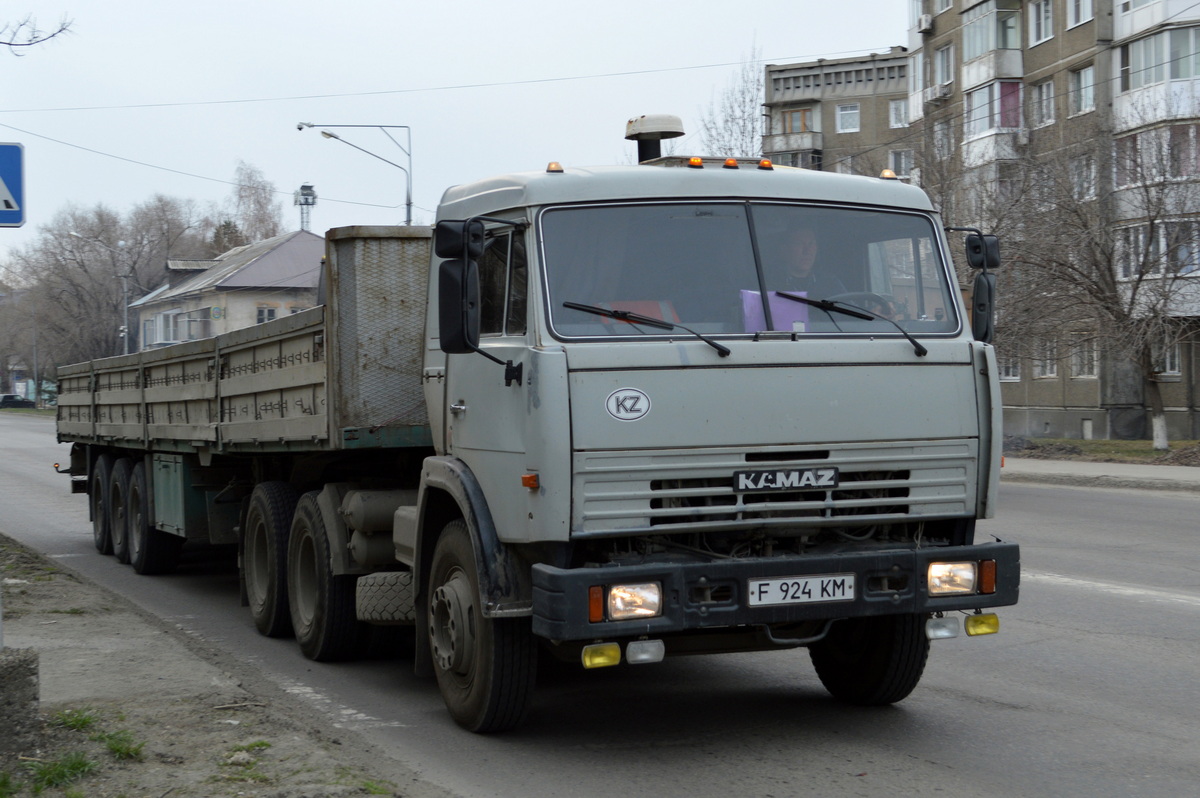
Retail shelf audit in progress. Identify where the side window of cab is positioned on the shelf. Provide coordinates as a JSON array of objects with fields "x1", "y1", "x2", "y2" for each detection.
[{"x1": 479, "y1": 231, "x2": 528, "y2": 337}]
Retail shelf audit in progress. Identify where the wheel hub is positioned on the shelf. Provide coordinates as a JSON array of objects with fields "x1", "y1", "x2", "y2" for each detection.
[{"x1": 429, "y1": 571, "x2": 476, "y2": 674}]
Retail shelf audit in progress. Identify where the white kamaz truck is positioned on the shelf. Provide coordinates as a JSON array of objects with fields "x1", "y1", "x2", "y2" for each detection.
[{"x1": 58, "y1": 130, "x2": 1018, "y2": 732}]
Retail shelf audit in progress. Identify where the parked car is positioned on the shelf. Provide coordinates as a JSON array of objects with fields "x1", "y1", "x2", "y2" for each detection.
[{"x1": 0, "y1": 394, "x2": 35, "y2": 408}]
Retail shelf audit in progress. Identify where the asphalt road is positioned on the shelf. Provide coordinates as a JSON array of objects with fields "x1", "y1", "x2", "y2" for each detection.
[{"x1": 3, "y1": 411, "x2": 1198, "y2": 797}]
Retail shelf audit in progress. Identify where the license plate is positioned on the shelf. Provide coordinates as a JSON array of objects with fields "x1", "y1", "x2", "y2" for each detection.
[
  {"x1": 747, "y1": 573, "x2": 856, "y2": 606},
  {"x1": 733, "y1": 467, "x2": 839, "y2": 492}
]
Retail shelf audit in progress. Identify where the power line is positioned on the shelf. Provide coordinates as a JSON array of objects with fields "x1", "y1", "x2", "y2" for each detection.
[{"x1": 0, "y1": 48, "x2": 896, "y2": 115}]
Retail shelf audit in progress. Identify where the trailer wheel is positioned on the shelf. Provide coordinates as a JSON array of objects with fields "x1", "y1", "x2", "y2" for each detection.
[
  {"x1": 109, "y1": 458, "x2": 134, "y2": 564},
  {"x1": 809, "y1": 613, "x2": 930, "y2": 706},
  {"x1": 91, "y1": 453, "x2": 114, "y2": 555},
  {"x1": 287, "y1": 492, "x2": 362, "y2": 661},
  {"x1": 244, "y1": 482, "x2": 300, "y2": 637},
  {"x1": 127, "y1": 460, "x2": 184, "y2": 575},
  {"x1": 427, "y1": 520, "x2": 536, "y2": 733}
]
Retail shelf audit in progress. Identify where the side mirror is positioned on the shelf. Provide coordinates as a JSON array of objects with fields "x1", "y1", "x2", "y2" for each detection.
[
  {"x1": 438, "y1": 256, "x2": 480, "y2": 354},
  {"x1": 965, "y1": 233, "x2": 1000, "y2": 270},
  {"x1": 434, "y1": 219, "x2": 485, "y2": 259},
  {"x1": 971, "y1": 271, "x2": 997, "y2": 343}
]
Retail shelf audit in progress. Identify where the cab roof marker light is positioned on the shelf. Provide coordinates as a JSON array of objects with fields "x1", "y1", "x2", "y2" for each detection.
[
  {"x1": 546, "y1": 161, "x2": 564, "y2": 173},
  {"x1": 758, "y1": 158, "x2": 774, "y2": 170},
  {"x1": 723, "y1": 158, "x2": 740, "y2": 169},
  {"x1": 687, "y1": 157, "x2": 704, "y2": 169},
  {"x1": 880, "y1": 168, "x2": 899, "y2": 179}
]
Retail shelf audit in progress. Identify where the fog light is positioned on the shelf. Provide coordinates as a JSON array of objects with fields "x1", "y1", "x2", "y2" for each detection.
[
  {"x1": 928, "y1": 562, "x2": 977, "y2": 595},
  {"x1": 626, "y1": 639, "x2": 665, "y2": 664},
  {"x1": 965, "y1": 613, "x2": 1000, "y2": 636},
  {"x1": 581, "y1": 642, "x2": 622, "y2": 669},
  {"x1": 926, "y1": 615, "x2": 960, "y2": 640},
  {"x1": 608, "y1": 582, "x2": 662, "y2": 620}
]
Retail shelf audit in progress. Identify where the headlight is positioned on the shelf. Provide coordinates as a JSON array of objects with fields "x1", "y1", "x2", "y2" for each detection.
[
  {"x1": 928, "y1": 562, "x2": 977, "y2": 595},
  {"x1": 607, "y1": 582, "x2": 662, "y2": 620}
]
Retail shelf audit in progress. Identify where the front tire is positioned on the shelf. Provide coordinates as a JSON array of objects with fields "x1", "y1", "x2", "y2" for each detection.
[
  {"x1": 427, "y1": 520, "x2": 536, "y2": 733},
  {"x1": 809, "y1": 613, "x2": 930, "y2": 706},
  {"x1": 244, "y1": 482, "x2": 300, "y2": 637},
  {"x1": 287, "y1": 492, "x2": 362, "y2": 661}
]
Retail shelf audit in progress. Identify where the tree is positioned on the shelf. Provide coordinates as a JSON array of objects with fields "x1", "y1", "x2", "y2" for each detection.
[
  {"x1": 1, "y1": 14, "x2": 70, "y2": 53},
  {"x1": 699, "y1": 47, "x2": 764, "y2": 158},
  {"x1": 975, "y1": 113, "x2": 1200, "y2": 451},
  {"x1": 228, "y1": 161, "x2": 284, "y2": 243}
]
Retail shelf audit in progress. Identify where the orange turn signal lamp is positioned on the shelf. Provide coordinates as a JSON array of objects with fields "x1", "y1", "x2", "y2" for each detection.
[{"x1": 521, "y1": 473, "x2": 540, "y2": 489}]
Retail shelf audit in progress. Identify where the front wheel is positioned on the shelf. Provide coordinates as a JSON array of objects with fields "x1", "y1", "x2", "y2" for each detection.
[
  {"x1": 809, "y1": 613, "x2": 929, "y2": 706},
  {"x1": 427, "y1": 520, "x2": 536, "y2": 733}
]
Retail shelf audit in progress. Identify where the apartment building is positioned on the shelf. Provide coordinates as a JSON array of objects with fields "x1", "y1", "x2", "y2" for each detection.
[{"x1": 765, "y1": 2, "x2": 1200, "y2": 441}]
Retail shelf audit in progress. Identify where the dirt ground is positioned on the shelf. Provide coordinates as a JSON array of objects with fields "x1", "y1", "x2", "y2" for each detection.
[{"x1": 0, "y1": 535, "x2": 454, "y2": 798}]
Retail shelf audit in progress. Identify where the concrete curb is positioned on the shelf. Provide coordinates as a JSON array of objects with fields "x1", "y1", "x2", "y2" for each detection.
[
  {"x1": 1001, "y1": 471, "x2": 1200, "y2": 492},
  {"x1": 0, "y1": 647, "x2": 39, "y2": 755}
]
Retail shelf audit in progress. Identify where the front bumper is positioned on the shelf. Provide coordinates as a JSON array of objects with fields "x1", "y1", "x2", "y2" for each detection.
[{"x1": 531, "y1": 542, "x2": 1019, "y2": 641}]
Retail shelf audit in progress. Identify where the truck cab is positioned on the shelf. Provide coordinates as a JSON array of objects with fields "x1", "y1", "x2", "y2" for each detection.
[{"x1": 419, "y1": 160, "x2": 1017, "y2": 730}]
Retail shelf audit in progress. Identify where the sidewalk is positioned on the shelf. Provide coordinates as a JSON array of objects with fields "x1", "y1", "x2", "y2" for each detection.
[{"x1": 1002, "y1": 456, "x2": 1200, "y2": 493}]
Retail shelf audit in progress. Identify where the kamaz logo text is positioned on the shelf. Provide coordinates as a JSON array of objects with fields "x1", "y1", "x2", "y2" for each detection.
[{"x1": 733, "y1": 467, "x2": 840, "y2": 492}]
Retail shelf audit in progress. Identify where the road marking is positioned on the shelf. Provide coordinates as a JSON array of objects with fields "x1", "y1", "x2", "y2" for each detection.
[{"x1": 1023, "y1": 570, "x2": 1200, "y2": 608}]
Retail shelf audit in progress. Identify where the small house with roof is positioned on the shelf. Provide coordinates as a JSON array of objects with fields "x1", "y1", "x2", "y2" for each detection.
[{"x1": 131, "y1": 230, "x2": 323, "y2": 351}]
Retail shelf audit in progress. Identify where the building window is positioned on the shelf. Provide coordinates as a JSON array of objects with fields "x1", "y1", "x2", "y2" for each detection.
[
  {"x1": 1120, "y1": 0, "x2": 1152, "y2": 11},
  {"x1": 1069, "y1": 65, "x2": 1095, "y2": 114},
  {"x1": 889, "y1": 150, "x2": 915, "y2": 178},
  {"x1": 934, "y1": 119, "x2": 954, "y2": 160},
  {"x1": 783, "y1": 108, "x2": 814, "y2": 133},
  {"x1": 1118, "y1": 224, "x2": 1164, "y2": 278},
  {"x1": 934, "y1": 0, "x2": 951, "y2": 11},
  {"x1": 1034, "y1": 340, "x2": 1059, "y2": 378},
  {"x1": 1169, "y1": 28, "x2": 1200, "y2": 80},
  {"x1": 963, "y1": 1, "x2": 1022, "y2": 62},
  {"x1": 1031, "y1": 80, "x2": 1055, "y2": 127},
  {"x1": 773, "y1": 150, "x2": 822, "y2": 169},
  {"x1": 965, "y1": 81, "x2": 1022, "y2": 138},
  {"x1": 1167, "y1": 220, "x2": 1200, "y2": 274},
  {"x1": 1068, "y1": 0, "x2": 1094, "y2": 27},
  {"x1": 934, "y1": 45, "x2": 955, "y2": 86},
  {"x1": 836, "y1": 103, "x2": 860, "y2": 133},
  {"x1": 1070, "y1": 335, "x2": 1097, "y2": 378},
  {"x1": 1121, "y1": 35, "x2": 1167, "y2": 91},
  {"x1": 909, "y1": 54, "x2": 925, "y2": 94},
  {"x1": 1154, "y1": 340, "x2": 1182, "y2": 376},
  {"x1": 256, "y1": 306, "x2": 277, "y2": 324},
  {"x1": 1030, "y1": 0, "x2": 1053, "y2": 45},
  {"x1": 1070, "y1": 154, "x2": 1096, "y2": 200},
  {"x1": 999, "y1": 355, "x2": 1021, "y2": 381},
  {"x1": 889, "y1": 99, "x2": 909, "y2": 128}
]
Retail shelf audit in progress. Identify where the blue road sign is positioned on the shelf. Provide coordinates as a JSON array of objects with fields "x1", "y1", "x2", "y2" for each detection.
[{"x1": 0, "y1": 143, "x2": 24, "y2": 228}]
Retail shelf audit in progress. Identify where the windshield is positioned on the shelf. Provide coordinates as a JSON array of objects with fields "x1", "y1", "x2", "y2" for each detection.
[{"x1": 542, "y1": 201, "x2": 958, "y2": 338}]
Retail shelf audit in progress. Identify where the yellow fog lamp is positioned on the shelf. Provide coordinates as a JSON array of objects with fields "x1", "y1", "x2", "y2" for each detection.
[
  {"x1": 928, "y1": 562, "x2": 978, "y2": 595},
  {"x1": 965, "y1": 612, "x2": 1000, "y2": 636},
  {"x1": 607, "y1": 582, "x2": 663, "y2": 621},
  {"x1": 581, "y1": 642, "x2": 622, "y2": 669}
]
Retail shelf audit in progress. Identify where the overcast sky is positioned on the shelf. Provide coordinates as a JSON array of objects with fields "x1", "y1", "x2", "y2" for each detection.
[{"x1": 0, "y1": 0, "x2": 909, "y2": 254}]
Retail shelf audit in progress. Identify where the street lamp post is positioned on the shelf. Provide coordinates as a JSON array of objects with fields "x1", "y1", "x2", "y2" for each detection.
[
  {"x1": 69, "y1": 232, "x2": 131, "y2": 355},
  {"x1": 297, "y1": 123, "x2": 413, "y2": 226}
]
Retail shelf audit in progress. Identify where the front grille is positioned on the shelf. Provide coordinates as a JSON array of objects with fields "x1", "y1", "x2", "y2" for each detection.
[{"x1": 574, "y1": 441, "x2": 975, "y2": 538}]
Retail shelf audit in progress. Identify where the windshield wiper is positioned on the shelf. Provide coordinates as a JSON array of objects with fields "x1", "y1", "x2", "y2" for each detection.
[
  {"x1": 562, "y1": 302, "x2": 731, "y2": 358},
  {"x1": 775, "y1": 292, "x2": 928, "y2": 357}
]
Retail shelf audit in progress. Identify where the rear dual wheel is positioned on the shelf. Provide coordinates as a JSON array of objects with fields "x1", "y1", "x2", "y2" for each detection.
[
  {"x1": 108, "y1": 458, "x2": 133, "y2": 564},
  {"x1": 91, "y1": 454, "x2": 114, "y2": 555},
  {"x1": 244, "y1": 482, "x2": 300, "y2": 637},
  {"x1": 287, "y1": 492, "x2": 363, "y2": 661},
  {"x1": 127, "y1": 460, "x2": 184, "y2": 575}
]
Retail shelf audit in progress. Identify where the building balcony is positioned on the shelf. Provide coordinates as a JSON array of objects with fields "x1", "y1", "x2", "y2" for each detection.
[
  {"x1": 763, "y1": 131, "x2": 824, "y2": 155},
  {"x1": 962, "y1": 49, "x2": 1024, "y2": 92}
]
